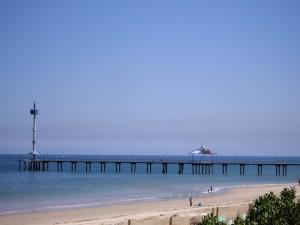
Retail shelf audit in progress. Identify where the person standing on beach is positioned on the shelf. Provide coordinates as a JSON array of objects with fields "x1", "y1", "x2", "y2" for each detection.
[{"x1": 189, "y1": 196, "x2": 193, "y2": 206}]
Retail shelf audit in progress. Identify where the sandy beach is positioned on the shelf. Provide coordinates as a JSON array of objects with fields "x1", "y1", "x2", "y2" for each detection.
[{"x1": 0, "y1": 183, "x2": 298, "y2": 225}]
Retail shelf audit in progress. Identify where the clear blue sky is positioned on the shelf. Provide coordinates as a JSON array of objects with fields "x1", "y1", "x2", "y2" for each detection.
[{"x1": 0, "y1": 0, "x2": 299, "y2": 155}]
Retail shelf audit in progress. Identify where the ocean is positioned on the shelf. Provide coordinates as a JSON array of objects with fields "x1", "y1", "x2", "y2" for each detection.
[{"x1": 0, "y1": 154, "x2": 299, "y2": 215}]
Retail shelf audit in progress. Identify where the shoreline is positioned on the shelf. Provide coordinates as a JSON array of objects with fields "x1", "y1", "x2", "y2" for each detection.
[
  {"x1": 0, "y1": 182, "x2": 295, "y2": 216},
  {"x1": 0, "y1": 183, "x2": 298, "y2": 225}
]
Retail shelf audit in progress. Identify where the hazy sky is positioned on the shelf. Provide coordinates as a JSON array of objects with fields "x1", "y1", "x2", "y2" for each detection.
[{"x1": 0, "y1": 0, "x2": 299, "y2": 155}]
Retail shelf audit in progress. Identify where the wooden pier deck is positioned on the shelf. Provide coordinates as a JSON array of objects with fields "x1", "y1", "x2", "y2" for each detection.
[{"x1": 18, "y1": 159, "x2": 300, "y2": 176}]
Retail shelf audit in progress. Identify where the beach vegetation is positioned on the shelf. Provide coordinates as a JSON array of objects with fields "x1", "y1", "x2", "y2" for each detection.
[
  {"x1": 196, "y1": 214, "x2": 226, "y2": 225},
  {"x1": 247, "y1": 187, "x2": 300, "y2": 225},
  {"x1": 195, "y1": 187, "x2": 300, "y2": 225},
  {"x1": 233, "y1": 214, "x2": 245, "y2": 225}
]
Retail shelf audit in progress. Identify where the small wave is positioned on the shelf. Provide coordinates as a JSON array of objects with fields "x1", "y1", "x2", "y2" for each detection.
[
  {"x1": 0, "y1": 209, "x2": 31, "y2": 216},
  {"x1": 201, "y1": 187, "x2": 223, "y2": 194},
  {"x1": 217, "y1": 182, "x2": 297, "y2": 190},
  {"x1": 200, "y1": 182, "x2": 296, "y2": 195}
]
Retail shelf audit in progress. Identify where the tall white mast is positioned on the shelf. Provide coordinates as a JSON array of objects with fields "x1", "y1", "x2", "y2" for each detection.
[{"x1": 30, "y1": 102, "x2": 39, "y2": 160}]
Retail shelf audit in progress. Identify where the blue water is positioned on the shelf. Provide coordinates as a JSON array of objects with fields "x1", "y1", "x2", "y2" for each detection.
[{"x1": 0, "y1": 154, "x2": 299, "y2": 215}]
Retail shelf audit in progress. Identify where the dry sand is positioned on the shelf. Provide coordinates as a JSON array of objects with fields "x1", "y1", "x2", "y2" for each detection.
[{"x1": 0, "y1": 184, "x2": 298, "y2": 225}]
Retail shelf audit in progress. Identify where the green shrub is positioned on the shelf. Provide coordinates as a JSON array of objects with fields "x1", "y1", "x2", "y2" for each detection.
[
  {"x1": 195, "y1": 214, "x2": 226, "y2": 225},
  {"x1": 194, "y1": 187, "x2": 300, "y2": 225},
  {"x1": 233, "y1": 214, "x2": 245, "y2": 225},
  {"x1": 246, "y1": 187, "x2": 300, "y2": 225}
]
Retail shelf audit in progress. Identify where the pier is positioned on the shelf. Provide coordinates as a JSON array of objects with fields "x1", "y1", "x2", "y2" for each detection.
[
  {"x1": 19, "y1": 103, "x2": 299, "y2": 177},
  {"x1": 18, "y1": 159, "x2": 300, "y2": 176}
]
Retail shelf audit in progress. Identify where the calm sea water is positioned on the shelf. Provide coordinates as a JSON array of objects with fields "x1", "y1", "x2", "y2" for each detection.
[{"x1": 0, "y1": 154, "x2": 299, "y2": 215}]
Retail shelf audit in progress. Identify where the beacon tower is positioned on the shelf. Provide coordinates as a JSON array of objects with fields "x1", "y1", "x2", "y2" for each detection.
[{"x1": 30, "y1": 102, "x2": 39, "y2": 160}]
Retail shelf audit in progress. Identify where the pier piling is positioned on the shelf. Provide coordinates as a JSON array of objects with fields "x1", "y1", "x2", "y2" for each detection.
[
  {"x1": 100, "y1": 162, "x2": 106, "y2": 173},
  {"x1": 240, "y1": 164, "x2": 245, "y2": 175},
  {"x1": 178, "y1": 163, "x2": 184, "y2": 174},
  {"x1": 131, "y1": 163, "x2": 136, "y2": 173},
  {"x1": 257, "y1": 164, "x2": 262, "y2": 176},
  {"x1": 162, "y1": 163, "x2": 168, "y2": 174},
  {"x1": 115, "y1": 162, "x2": 121, "y2": 173}
]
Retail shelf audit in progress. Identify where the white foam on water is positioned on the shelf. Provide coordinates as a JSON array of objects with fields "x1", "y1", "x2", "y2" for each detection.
[
  {"x1": 200, "y1": 182, "x2": 297, "y2": 195},
  {"x1": 0, "y1": 209, "x2": 32, "y2": 216}
]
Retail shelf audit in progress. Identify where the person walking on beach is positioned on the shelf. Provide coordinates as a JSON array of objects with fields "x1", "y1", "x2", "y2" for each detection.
[
  {"x1": 189, "y1": 196, "x2": 193, "y2": 207},
  {"x1": 210, "y1": 186, "x2": 213, "y2": 192}
]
